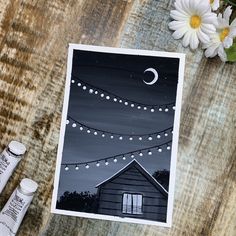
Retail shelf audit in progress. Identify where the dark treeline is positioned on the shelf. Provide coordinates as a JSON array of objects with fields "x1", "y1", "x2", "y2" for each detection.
[
  {"x1": 57, "y1": 191, "x2": 98, "y2": 213},
  {"x1": 152, "y1": 169, "x2": 170, "y2": 191}
]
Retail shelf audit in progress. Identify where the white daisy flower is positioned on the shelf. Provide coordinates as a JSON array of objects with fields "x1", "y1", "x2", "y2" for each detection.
[
  {"x1": 210, "y1": 0, "x2": 220, "y2": 11},
  {"x1": 169, "y1": 0, "x2": 217, "y2": 50},
  {"x1": 203, "y1": 6, "x2": 236, "y2": 62}
]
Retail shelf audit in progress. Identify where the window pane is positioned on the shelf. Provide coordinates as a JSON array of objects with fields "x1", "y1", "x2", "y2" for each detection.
[
  {"x1": 132, "y1": 194, "x2": 138, "y2": 214},
  {"x1": 127, "y1": 194, "x2": 132, "y2": 214},
  {"x1": 137, "y1": 195, "x2": 142, "y2": 214},
  {"x1": 122, "y1": 193, "x2": 127, "y2": 213}
]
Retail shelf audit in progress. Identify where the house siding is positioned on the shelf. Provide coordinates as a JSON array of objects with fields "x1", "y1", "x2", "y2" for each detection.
[{"x1": 97, "y1": 166, "x2": 167, "y2": 222}]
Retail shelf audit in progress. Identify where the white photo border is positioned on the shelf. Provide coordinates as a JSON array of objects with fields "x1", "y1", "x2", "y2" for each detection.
[{"x1": 51, "y1": 44, "x2": 185, "y2": 227}]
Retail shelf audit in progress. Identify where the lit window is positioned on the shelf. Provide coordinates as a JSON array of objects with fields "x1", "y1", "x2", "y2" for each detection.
[{"x1": 122, "y1": 193, "x2": 142, "y2": 214}]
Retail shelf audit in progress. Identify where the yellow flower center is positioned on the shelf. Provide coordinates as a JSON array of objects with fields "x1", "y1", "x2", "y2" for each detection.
[
  {"x1": 210, "y1": 0, "x2": 214, "y2": 4},
  {"x1": 220, "y1": 28, "x2": 230, "y2": 42},
  {"x1": 190, "y1": 15, "x2": 201, "y2": 29}
]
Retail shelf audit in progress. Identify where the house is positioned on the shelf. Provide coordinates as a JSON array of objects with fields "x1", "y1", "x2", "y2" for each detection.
[{"x1": 95, "y1": 159, "x2": 168, "y2": 222}]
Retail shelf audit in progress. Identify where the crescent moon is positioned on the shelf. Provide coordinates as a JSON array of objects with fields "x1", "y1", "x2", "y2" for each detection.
[{"x1": 143, "y1": 68, "x2": 158, "y2": 85}]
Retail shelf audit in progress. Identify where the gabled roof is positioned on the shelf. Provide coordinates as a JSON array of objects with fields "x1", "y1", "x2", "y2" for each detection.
[{"x1": 95, "y1": 159, "x2": 168, "y2": 197}]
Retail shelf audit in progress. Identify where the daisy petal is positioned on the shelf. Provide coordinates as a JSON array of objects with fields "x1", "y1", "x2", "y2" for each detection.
[
  {"x1": 170, "y1": 10, "x2": 189, "y2": 21},
  {"x1": 231, "y1": 18, "x2": 236, "y2": 27},
  {"x1": 202, "y1": 13, "x2": 217, "y2": 25},
  {"x1": 223, "y1": 37, "x2": 233, "y2": 49},
  {"x1": 223, "y1": 6, "x2": 232, "y2": 23},
  {"x1": 168, "y1": 21, "x2": 187, "y2": 31},
  {"x1": 201, "y1": 24, "x2": 216, "y2": 34},
  {"x1": 204, "y1": 44, "x2": 219, "y2": 58},
  {"x1": 180, "y1": 0, "x2": 192, "y2": 15},
  {"x1": 189, "y1": 31, "x2": 199, "y2": 50},
  {"x1": 174, "y1": 1, "x2": 189, "y2": 16},
  {"x1": 229, "y1": 28, "x2": 236, "y2": 38},
  {"x1": 172, "y1": 27, "x2": 188, "y2": 39},
  {"x1": 196, "y1": 1, "x2": 211, "y2": 15},
  {"x1": 211, "y1": 0, "x2": 220, "y2": 11},
  {"x1": 182, "y1": 30, "x2": 192, "y2": 47},
  {"x1": 218, "y1": 45, "x2": 227, "y2": 62},
  {"x1": 197, "y1": 30, "x2": 210, "y2": 44}
]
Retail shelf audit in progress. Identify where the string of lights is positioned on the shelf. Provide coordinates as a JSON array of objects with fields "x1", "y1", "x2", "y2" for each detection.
[
  {"x1": 67, "y1": 116, "x2": 173, "y2": 141},
  {"x1": 62, "y1": 140, "x2": 172, "y2": 171},
  {"x1": 71, "y1": 74, "x2": 175, "y2": 113}
]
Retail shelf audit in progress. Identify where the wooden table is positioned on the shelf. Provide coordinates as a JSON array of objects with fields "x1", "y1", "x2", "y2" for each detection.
[{"x1": 0, "y1": 0, "x2": 235, "y2": 235}]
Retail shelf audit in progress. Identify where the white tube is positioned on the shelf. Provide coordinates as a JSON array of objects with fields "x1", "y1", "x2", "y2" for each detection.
[
  {"x1": 0, "y1": 178, "x2": 38, "y2": 235},
  {"x1": 0, "y1": 141, "x2": 26, "y2": 194}
]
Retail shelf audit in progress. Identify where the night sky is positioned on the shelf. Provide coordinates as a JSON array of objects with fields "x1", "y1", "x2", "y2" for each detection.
[{"x1": 57, "y1": 49, "x2": 179, "y2": 198}]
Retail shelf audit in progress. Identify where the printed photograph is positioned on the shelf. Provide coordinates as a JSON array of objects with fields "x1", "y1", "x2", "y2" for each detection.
[{"x1": 52, "y1": 45, "x2": 185, "y2": 226}]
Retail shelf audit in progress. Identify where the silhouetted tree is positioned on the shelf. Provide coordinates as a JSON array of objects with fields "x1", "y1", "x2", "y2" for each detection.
[
  {"x1": 56, "y1": 191, "x2": 98, "y2": 213},
  {"x1": 152, "y1": 169, "x2": 169, "y2": 191}
]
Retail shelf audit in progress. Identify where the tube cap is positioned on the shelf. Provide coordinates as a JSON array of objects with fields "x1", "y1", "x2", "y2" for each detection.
[
  {"x1": 20, "y1": 178, "x2": 38, "y2": 194},
  {"x1": 8, "y1": 141, "x2": 26, "y2": 156}
]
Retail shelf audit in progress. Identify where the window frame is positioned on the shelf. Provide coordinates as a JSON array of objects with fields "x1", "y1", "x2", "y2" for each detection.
[{"x1": 122, "y1": 192, "x2": 143, "y2": 215}]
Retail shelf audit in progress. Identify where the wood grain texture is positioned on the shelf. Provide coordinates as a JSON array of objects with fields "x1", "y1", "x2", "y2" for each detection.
[{"x1": 0, "y1": 0, "x2": 235, "y2": 235}]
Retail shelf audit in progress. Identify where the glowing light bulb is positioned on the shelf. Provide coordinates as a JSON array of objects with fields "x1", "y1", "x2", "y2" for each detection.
[
  {"x1": 148, "y1": 150, "x2": 152, "y2": 155},
  {"x1": 82, "y1": 86, "x2": 87, "y2": 90},
  {"x1": 151, "y1": 108, "x2": 155, "y2": 112},
  {"x1": 113, "y1": 98, "x2": 118, "y2": 102},
  {"x1": 148, "y1": 136, "x2": 153, "y2": 141},
  {"x1": 87, "y1": 129, "x2": 91, "y2": 133},
  {"x1": 129, "y1": 137, "x2": 133, "y2": 141},
  {"x1": 124, "y1": 101, "x2": 128, "y2": 105},
  {"x1": 119, "y1": 136, "x2": 123, "y2": 140},
  {"x1": 105, "y1": 160, "x2": 109, "y2": 166},
  {"x1": 110, "y1": 135, "x2": 114, "y2": 139},
  {"x1": 122, "y1": 155, "x2": 126, "y2": 160},
  {"x1": 164, "y1": 132, "x2": 168, "y2": 137},
  {"x1": 94, "y1": 131, "x2": 98, "y2": 135},
  {"x1": 65, "y1": 166, "x2": 69, "y2": 171},
  {"x1": 139, "y1": 137, "x2": 142, "y2": 141},
  {"x1": 85, "y1": 164, "x2": 89, "y2": 169},
  {"x1": 165, "y1": 108, "x2": 169, "y2": 112},
  {"x1": 119, "y1": 99, "x2": 122, "y2": 103},
  {"x1": 106, "y1": 95, "x2": 110, "y2": 100},
  {"x1": 113, "y1": 158, "x2": 117, "y2": 163},
  {"x1": 102, "y1": 133, "x2": 105, "y2": 137},
  {"x1": 100, "y1": 93, "x2": 104, "y2": 97},
  {"x1": 167, "y1": 145, "x2": 171, "y2": 150},
  {"x1": 79, "y1": 126, "x2": 83, "y2": 131},
  {"x1": 96, "y1": 162, "x2": 100, "y2": 167},
  {"x1": 159, "y1": 107, "x2": 162, "y2": 112},
  {"x1": 77, "y1": 82, "x2": 81, "y2": 87},
  {"x1": 137, "y1": 106, "x2": 141, "y2": 109},
  {"x1": 89, "y1": 89, "x2": 94, "y2": 94},
  {"x1": 75, "y1": 165, "x2": 79, "y2": 170},
  {"x1": 131, "y1": 154, "x2": 134, "y2": 158},
  {"x1": 71, "y1": 80, "x2": 75, "y2": 83},
  {"x1": 66, "y1": 120, "x2": 70, "y2": 124},
  {"x1": 131, "y1": 104, "x2": 134, "y2": 107},
  {"x1": 158, "y1": 148, "x2": 162, "y2": 152},
  {"x1": 144, "y1": 107, "x2": 147, "y2": 110},
  {"x1": 172, "y1": 106, "x2": 175, "y2": 110},
  {"x1": 94, "y1": 91, "x2": 98, "y2": 94},
  {"x1": 139, "y1": 152, "x2": 143, "y2": 157},
  {"x1": 157, "y1": 134, "x2": 161, "y2": 139},
  {"x1": 72, "y1": 123, "x2": 77, "y2": 128}
]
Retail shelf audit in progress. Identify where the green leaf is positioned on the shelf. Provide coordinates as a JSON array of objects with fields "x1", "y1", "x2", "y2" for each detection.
[
  {"x1": 224, "y1": 0, "x2": 236, "y2": 7},
  {"x1": 225, "y1": 43, "x2": 236, "y2": 62}
]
